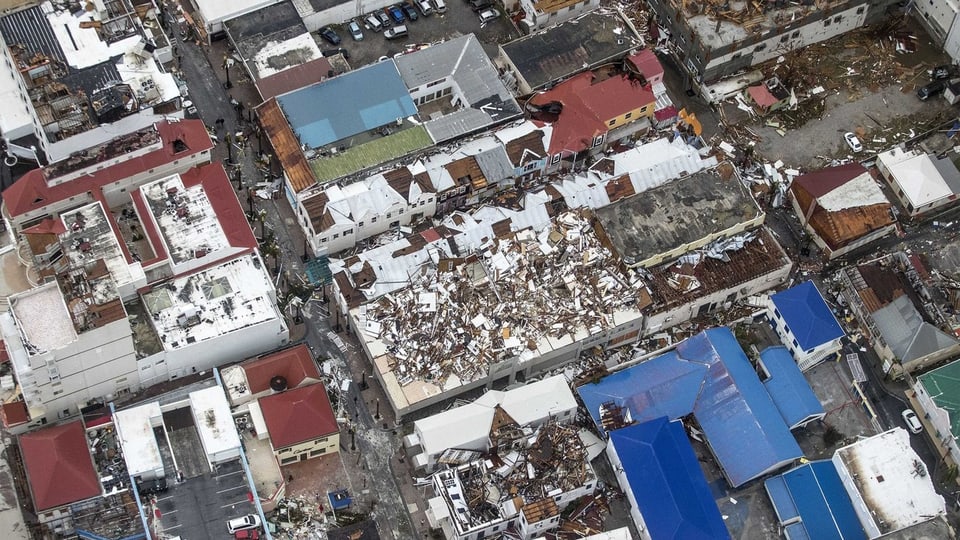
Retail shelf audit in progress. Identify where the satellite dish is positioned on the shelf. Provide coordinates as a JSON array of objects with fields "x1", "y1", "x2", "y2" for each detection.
[{"x1": 270, "y1": 375, "x2": 288, "y2": 392}]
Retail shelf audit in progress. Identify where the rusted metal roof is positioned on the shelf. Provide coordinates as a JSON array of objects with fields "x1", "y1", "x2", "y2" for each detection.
[{"x1": 258, "y1": 98, "x2": 315, "y2": 194}]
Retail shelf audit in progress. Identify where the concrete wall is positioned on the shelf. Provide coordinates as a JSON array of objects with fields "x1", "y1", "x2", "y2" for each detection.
[
  {"x1": 163, "y1": 316, "x2": 290, "y2": 380},
  {"x1": 914, "y1": 0, "x2": 958, "y2": 43},
  {"x1": 634, "y1": 213, "x2": 766, "y2": 268},
  {"x1": 606, "y1": 440, "x2": 650, "y2": 540},
  {"x1": 946, "y1": 15, "x2": 960, "y2": 62},
  {"x1": 299, "y1": 0, "x2": 397, "y2": 32},
  {"x1": 275, "y1": 432, "x2": 340, "y2": 465}
]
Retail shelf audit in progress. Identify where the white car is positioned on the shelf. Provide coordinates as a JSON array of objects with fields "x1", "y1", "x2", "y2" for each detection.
[
  {"x1": 902, "y1": 409, "x2": 923, "y2": 434},
  {"x1": 478, "y1": 8, "x2": 499, "y2": 23},
  {"x1": 844, "y1": 132, "x2": 862, "y2": 153},
  {"x1": 227, "y1": 514, "x2": 262, "y2": 534}
]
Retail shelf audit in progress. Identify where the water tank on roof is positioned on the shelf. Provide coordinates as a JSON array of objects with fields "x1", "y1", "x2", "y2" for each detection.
[{"x1": 270, "y1": 376, "x2": 288, "y2": 392}]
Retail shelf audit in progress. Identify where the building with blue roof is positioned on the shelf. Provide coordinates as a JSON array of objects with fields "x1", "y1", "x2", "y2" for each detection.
[
  {"x1": 760, "y1": 346, "x2": 826, "y2": 429},
  {"x1": 607, "y1": 417, "x2": 730, "y2": 540},
  {"x1": 768, "y1": 281, "x2": 845, "y2": 371},
  {"x1": 276, "y1": 60, "x2": 419, "y2": 150},
  {"x1": 764, "y1": 460, "x2": 866, "y2": 540},
  {"x1": 578, "y1": 327, "x2": 803, "y2": 488}
]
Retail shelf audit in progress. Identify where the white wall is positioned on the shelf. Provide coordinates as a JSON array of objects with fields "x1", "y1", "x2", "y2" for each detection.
[
  {"x1": 946, "y1": 14, "x2": 960, "y2": 61},
  {"x1": 606, "y1": 439, "x2": 650, "y2": 540},
  {"x1": 700, "y1": 5, "x2": 869, "y2": 76},
  {"x1": 300, "y1": 0, "x2": 398, "y2": 32},
  {"x1": 914, "y1": 0, "x2": 959, "y2": 41},
  {"x1": 163, "y1": 316, "x2": 289, "y2": 379}
]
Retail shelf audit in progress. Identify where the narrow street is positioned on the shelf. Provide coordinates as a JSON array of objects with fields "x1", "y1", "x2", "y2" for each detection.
[{"x1": 167, "y1": 12, "x2": 417, "y2": 537}]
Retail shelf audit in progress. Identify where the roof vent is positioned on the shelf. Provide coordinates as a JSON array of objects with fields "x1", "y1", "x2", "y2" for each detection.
[{"x1": 270, "y1": 375, "x2": 288, "y2": 392}]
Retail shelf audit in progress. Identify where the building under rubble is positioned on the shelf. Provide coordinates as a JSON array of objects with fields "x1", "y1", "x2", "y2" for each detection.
[
  {"x1": 426, "y1": 418, "x2": 597, "y2": 540},
  {"x1": 648, "y1": 0, "x2": 896, "y2": 88}
]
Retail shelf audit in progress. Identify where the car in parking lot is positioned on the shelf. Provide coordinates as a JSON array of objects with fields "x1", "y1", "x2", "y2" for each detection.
[
  {"x1": 917, "y1": 79, "x2": 947, "y2": 100},
  {"x1": 401, "y1": 2, "x2": 419, "y2": 20},
  {"x1": 902, "y1": 409, "x2": 923, "y2": 434},
  {"x1": 416, "y1": 0, "x2": 433, "y2": 15},
  {"x1": 318, "y1": 26, "x2": 341, "y2": 45},
  {"x1": 227, "y1": 514, "x2": 262, "y2": 534},
  {"x1": 931, "y1": 64, "x2": 955, "y2": 80},
  {"x1": 348, "y1": 20, "x2": 364, "y2": 40},
  {"x1": 469, "y1": 0, "x2": 493, "y2": 11},
  {"x1": 843, "y1": 132, "x2": 862, "y2": 153},
  {"x1": 478, "y1": 7, "x2": 498, "y2": 23},
  {"x1": 375, "y1": 10, "x2": 392, "y2": 27},
  {"x1": 364, "y1": 13, "x2": 383, "y2": 31},
  {"x1": 432, "y1": 0, "x2": 447, "y2": 11},
  {"x1": 384, "y1": 24, "x2": 408, "y2": 39},
  {"x1": 387, "y1": 5, "x2": 405, "y2": 23}
]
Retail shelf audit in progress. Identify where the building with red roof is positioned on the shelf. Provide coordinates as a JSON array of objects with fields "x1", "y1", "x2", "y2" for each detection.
[
  {"x1": 627, "y1": 49, "x2": 665, "y2": 86},
  {"x1": 257, "y1": 384, "x2": 339, "y2": 465},
  {"x1": 529, "y1": 72, "x2": 655, "y2": 160},
  {"x1": 790, "y1": 163, "x2": 896, "y2": 260},
  {"x1": 743, "y1": 78, "x2": 791, "y2": 116},
  {"x1": 19, "y1": 421, "x2": 101, "y2": 518},
  {"x1": 221, "y1": 344, "x2": 322, "y2": 406},
  {"x1": 2, "y1": 119, "x2": 213, "y2": 233}
]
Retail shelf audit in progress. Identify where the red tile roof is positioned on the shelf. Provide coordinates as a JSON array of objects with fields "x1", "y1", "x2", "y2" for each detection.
[
  {"x1": 179, "y1": 163, "x2": 258, "y2": 251},
  {"x1": 627, "y1": 49, "x2": 664, "y2": 82},
  {"x1": 3, "y1": 119, "x2": 212, "y2": 219},
  {"x1": 256, "y1": 57, "x2": 334, "y2": 101},
  {"x1": 20, "y1": 421, "x2": 100, "y2": 511},
  {"x1": 530, "y1": 72, "x2": 654, "y2": 155},
  {"x1": 258, "y1": 98, "x2": 316, "y2": 194},
  {"x1": 1, "y1": 400, "x2": 28, "y2": 427},
  {"x1": 243, "y1": 344, "x2": 321, "y2": 394},
  {"x1": 259, "y1": 384, "x2": 337, "y2": 449},
  {"x1": 747, "y1": 85, "x2": 780, "y2": 109}
]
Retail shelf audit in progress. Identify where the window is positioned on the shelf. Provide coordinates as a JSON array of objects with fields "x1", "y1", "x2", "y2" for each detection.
[
  {"x1": 320, "y1": 237, "x2": 328, "y2": 243},
  {"x1": 856, "y1": 6, "x2": 864, "y2": 13},
  {"x1": 833, "y1": 15, "x2": 841, "y2": 23},
  {"x1": 592, "y1": 135, "x2": 603, "y2": 147},
  {"x1": 386, "y1": 212, "x2": 392, "y2": 219},
  {"x1": 792, "y1": 30, "x2": 800, "y2": 38},
  {"x1": 755, "y1": 43, "x2": 767, "y2": 52},
  {"x1": 780, "y1": 34, "x2": 789, "y2": 43},
  {"x1": 371, "y1": 216, "x2": 378, "y2": 223},
  {"x1": 625, "y1": 112, "x2": 633, "y2": 120},
  {"x1": 344, "y1": 229, "x2": 353, "y2": 235},
  {"x1": 390, "y1": 221, "x2": 400, "y2": 228},
  {"x1": 332, "y1": 233, "x2": 339, "y2": 239},
  {"x1": 359, "y1": 221, "x2": 364, "y2": 227},
  {"x1": 608, "y1": 119, "x2": 616, "y2": 126},
  {"x1": 824, "y1": 18, "x2": 830, "y2": 27},
  {"x1": 552, "y1": 153, "x2": 562, "y2": 164}
]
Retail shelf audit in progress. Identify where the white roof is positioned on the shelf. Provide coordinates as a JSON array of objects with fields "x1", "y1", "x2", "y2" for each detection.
[
  {"x1": 414, "y1": 375, "x2": 576, "y2": 457},
  {"x1": 10, "y1": 281, "x2": 76, "y2": 353},
  {"x1": 60, "y1": 202, "x2": 142, "y2": 289},
  {"x1": 816, "y1": 171, "x2": 889, "y2": 212},
  {"x1": 114, "y1": 402, "x2": 164, "y2": 477},
  {"x1": 253, "y1": 33, "x2": 322, "y2": 79},
  {"x1": 194, "y1": 0, "x2": 280, "y2": 27},
  {"x1": 606, "y1": 137, "x2": 718, "y2": 192},
  {"x1": 878, "y1": 147, "x2": 960, "y2": 208},
  {"x1": 579, "y1": 529, "x2": 632, "y2": 540},
  {"x1": 140, "y1": 174, "x2": 232, "y2": 265},
  {"x1": 44, "y1": 1, "x2": 141, "y2": 70},
  {"x1": 143, "y1": 254, "x2": 280, "y2": 349},
  {"x1": 834, "y1": 428, "x2": 945, "y2": 535},
  {"x1": 189, "y1": 385, "x2": 241, "y2": 457}
]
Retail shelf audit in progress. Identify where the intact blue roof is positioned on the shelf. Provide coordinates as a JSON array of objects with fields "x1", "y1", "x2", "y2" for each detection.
[
  {"x1": 761, "y1": 346, "x2": 826, "y2": 429},
  {"x1": 577, "y1": 351, "x2": 707, "y2": 432},
  {"x1": 770, "y1": 281, "x2": 845, "y2": 352},
  {"x1": 578, "y1": 327, "x2": 802, "y2": 488},
  {"x1": 276, "y1": 60, "x2": 418, "y2": 149},
  {"x1": 764, "y1": 461, "x2": 866, "y2": 540},
  {"x1": 610, "y1": 418, "x2": 730, "y2": 540},
  {"x1": 683, "y1": 328, "x2": 803, "y2": 487}
]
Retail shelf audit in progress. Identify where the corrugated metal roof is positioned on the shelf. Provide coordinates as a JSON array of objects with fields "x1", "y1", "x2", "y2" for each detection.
[
  {"x1": 872, "y1": 295, "x2": 959, "y2": 363},
  {"x1": 760, "y1": 346, "x2": 825, "y2": 429},
  {"x1": 610, "y1": 418, "x2": 730, "y2": 540},
  {"x1": 0, "y1": 5, "x2": 66, "y2": 65},
  {"x1": 770, "y1": 281, "x2": 845, "y2": 352},
  {"x1": 764, "y1": 461, "x2": 866, "y2": 540},
  {"x1": 258, "y1": 98, "x2": 316, "y2": 193}
]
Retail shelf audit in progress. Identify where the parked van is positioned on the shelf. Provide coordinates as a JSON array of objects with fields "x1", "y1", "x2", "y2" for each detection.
[
  {"x1": 364, "y1": 14, "x2": 383, "y2": 32},
  {"x1": 416, "y1": 0, "x2": 433, "y2": 15},
  {"x1": 384, "y1": 24, "x2": 408, "y2": 39},
  {"x1": 432, "y1": 0, "x2": 446, "y2": 13}
]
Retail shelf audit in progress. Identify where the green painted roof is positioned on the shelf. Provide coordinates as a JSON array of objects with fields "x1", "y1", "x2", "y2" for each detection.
[
  {"x1": 918, "y1": 360, "x2": 960, "y2": 440},
  {"x1": 308, "y1": 125, "x2": 432, "y2": 184}
]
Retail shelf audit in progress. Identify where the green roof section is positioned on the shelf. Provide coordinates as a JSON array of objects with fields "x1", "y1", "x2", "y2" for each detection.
[
  {"x1": 918, "y1": 360, "x2": 960, "y2": 440},
  {"x1": 308, "y1": 125, "x2": 433, "y2": 184}
]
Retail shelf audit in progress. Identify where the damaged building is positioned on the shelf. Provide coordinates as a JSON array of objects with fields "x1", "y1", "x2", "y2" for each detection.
[
  {"x1": 648, "y1": 0, "x2": 895, "y2": 88},
  {"x1": 426, "y1": 418, "x2": 597, "y2": 540}
]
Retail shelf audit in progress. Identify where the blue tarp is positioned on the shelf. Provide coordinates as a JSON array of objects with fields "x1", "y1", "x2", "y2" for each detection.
[
  {"x1": 761, "y1": 346, "x2": 826, "y2": 429},
  {"x1": 765, "y1": 461, "x2": 866, "y2": 540},
  {"x1": 610, "y1": 418, "x2": 730, "y2": 540},
  {"x1": 277, "y1": 61, "x2": 418, "y2": 149},
  {"x1": 682, "y1": 329, "x2": 803, "y2": 487},
  {"x1": 770, "y1": 281, "x2": 845, "y2": 352},
  {"x1": 578, "y1": 327, "x2": 802, "y2": 488},
  {"x1": 577, "y1": 351, "x2": 707, "y2": 433}
]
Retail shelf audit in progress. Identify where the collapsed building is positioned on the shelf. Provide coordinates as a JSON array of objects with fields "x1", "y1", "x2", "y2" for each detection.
[{"x1": 427, "y1": 418, "x2": 597, "y2": 540}]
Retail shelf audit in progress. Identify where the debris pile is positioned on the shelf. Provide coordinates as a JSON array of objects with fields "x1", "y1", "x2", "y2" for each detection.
[{"x1": 361, "y1": 210, "x2": 650, "y2": 387}]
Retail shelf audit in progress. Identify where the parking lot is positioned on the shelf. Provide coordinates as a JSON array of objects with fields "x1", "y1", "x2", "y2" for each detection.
[
  {"x1": 154, "y1": 459, "x2": 260, "y2": 539},
  {"x1": 315, "y1": 0, "x2": 520, "y2": 68}
]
